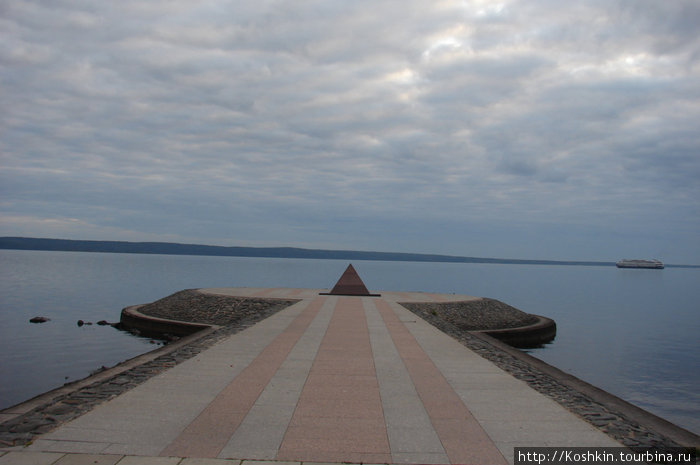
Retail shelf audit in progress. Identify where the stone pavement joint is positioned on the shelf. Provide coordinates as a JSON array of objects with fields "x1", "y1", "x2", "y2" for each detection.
[{"x1": 1, "y1": 288, "x2": 628, "y2": 465}]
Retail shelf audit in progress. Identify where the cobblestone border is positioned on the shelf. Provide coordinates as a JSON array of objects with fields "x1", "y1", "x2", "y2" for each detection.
[
  {"x1": 0, "y1": 291, "x2": 298, "y2": 447},
  {"x1": 401, "y1": 302, "x2": 699, "y2": 451}
]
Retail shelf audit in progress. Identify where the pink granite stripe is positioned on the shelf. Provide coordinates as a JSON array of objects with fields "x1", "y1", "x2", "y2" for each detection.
[
  {"x1": 160, "y1": 297, "x2": 325, "y2": 458},
  {"x1": 277, "y1": 297, "x2": 391, "y2": 464},
  {"x1": 375, "y1": 299, "x2": 508, "y2": 465}
]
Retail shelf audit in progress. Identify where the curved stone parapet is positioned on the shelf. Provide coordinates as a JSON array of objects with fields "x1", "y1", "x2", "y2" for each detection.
[
  {"x1": 118, "y1": 289, "x2": 300, "y2": 339},
  {"x1": 475, "y1": 314, "x2": 557, "y2": 348},
  {"x1": 120, "y1": 305, "x2": 214, "y2": 337}
]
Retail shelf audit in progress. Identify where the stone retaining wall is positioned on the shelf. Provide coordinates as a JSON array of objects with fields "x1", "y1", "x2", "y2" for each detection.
[
  {"x1": 478, "y1": 314, "x2": 557, "y2": 347},
  {"x1": 120, "y1": 305, "x2": 213, "y2": 337}
]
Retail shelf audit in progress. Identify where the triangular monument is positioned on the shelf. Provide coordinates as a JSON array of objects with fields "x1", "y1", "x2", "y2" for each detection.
[{"x1": 321, "y1": 264, "x2": 380, "y2": 296}]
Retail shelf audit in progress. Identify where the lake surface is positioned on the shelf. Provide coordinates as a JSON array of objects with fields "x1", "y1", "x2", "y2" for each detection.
[{"x1": 1, "y1": 249, "x2": 698, "y2": 434}]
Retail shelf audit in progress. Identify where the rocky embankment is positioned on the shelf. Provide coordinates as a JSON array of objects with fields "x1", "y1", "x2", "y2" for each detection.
[
  {"x1": 129, "y1": 289, "x2": 298, "y2": 330},
  {"x1": 401, "y1": 298, "x2": 555, "y2": 348},
  {"x1": 401, "y1": 298, "x2": 539, "y2": 330}
]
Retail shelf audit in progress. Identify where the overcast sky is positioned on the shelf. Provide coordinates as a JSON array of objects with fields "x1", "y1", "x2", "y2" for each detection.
[{"x1": 2, "y1": 0, "x2": 699, "y2": 263}]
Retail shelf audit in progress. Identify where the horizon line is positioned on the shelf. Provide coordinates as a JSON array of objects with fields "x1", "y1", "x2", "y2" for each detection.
[{"x1": 0, "y1": 236, "x2": 697, "y2": 268}]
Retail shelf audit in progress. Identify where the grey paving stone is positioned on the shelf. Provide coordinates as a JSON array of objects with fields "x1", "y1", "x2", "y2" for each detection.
[
  {"x1": 102, "y1": 444, "x2": 165, "y2": 456},
  {"x1": 181, "y1": 458, "x2": 243, "y2": 464},
  {"x1": 240, "y1": 461, "x2": 298, "y2": 465},
  {"x1": 390, "y1": 451, "x2": 450, "y2": 464},
  {"x1": 55, "y1": 454, "x2": 122, "y2": 465},
  {"x1": 116, "y1": 457, "x2": 182, "y2": 465},
  {"x1": 219, "y1": 422, "x2": 287, "y2": 459},
  {"x1": 25, "y1": 439, "x2": 110, "y2": 454},
  {"x1": 386, "y1": 426, "x2": 445, "y2": 453},
  {"x1": 219, "y1": 448, "x2": 276, "y2": 460},
  {"x1": 0, "y1": 452, "x2": 66, "y2": 465}
]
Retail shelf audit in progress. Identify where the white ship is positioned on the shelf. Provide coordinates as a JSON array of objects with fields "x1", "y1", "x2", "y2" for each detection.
[{"x1": 616, "y1": 259, "x2": 664, "y2": 269}]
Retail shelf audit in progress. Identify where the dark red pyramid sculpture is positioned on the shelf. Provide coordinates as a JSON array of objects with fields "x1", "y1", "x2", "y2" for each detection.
[{"x1": 321, "y1": 264, "x2": 380, "y2": 296}]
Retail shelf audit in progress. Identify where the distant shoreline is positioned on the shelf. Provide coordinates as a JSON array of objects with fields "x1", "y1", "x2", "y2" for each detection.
[{"x1": 1, "y1": 236, "x2": 697, "y2": 268}]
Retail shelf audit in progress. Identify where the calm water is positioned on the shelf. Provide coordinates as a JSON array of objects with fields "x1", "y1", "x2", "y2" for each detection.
[{"x1": 1, "y1": 250, "x2": 698, "y2": 433}]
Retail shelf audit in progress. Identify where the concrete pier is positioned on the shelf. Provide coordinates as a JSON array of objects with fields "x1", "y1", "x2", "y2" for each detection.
[{"x1": 1, "y1": 287, "x2": 674, "y2": 465}]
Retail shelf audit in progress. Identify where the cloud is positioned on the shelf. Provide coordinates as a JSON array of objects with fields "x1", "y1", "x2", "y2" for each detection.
[{"x1": 1, "y1": 0, "x2": 699, "y2": 261}]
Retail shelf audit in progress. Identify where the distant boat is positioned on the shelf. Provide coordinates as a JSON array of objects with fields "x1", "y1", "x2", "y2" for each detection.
[{"x1": 616, "y1": 259, "x2": 664, "y2": 269}]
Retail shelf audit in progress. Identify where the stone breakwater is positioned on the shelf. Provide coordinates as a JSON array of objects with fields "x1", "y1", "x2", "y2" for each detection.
[
  {"x1": 0, "y1": 290, "x2": 298, "y2": 447},
  {"x1": 1, "y1": 291, "x2": 696, "y2": 451}
]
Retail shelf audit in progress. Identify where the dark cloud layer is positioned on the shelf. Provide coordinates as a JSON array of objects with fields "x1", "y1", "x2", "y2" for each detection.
[{"x1": 1, "y1": 0, "x2": 699, "y2": 262}]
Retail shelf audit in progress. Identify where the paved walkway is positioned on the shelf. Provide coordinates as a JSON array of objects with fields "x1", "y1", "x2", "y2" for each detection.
[{"x1": 0, "y1": 288, "x2": 621, "y2": 465}]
